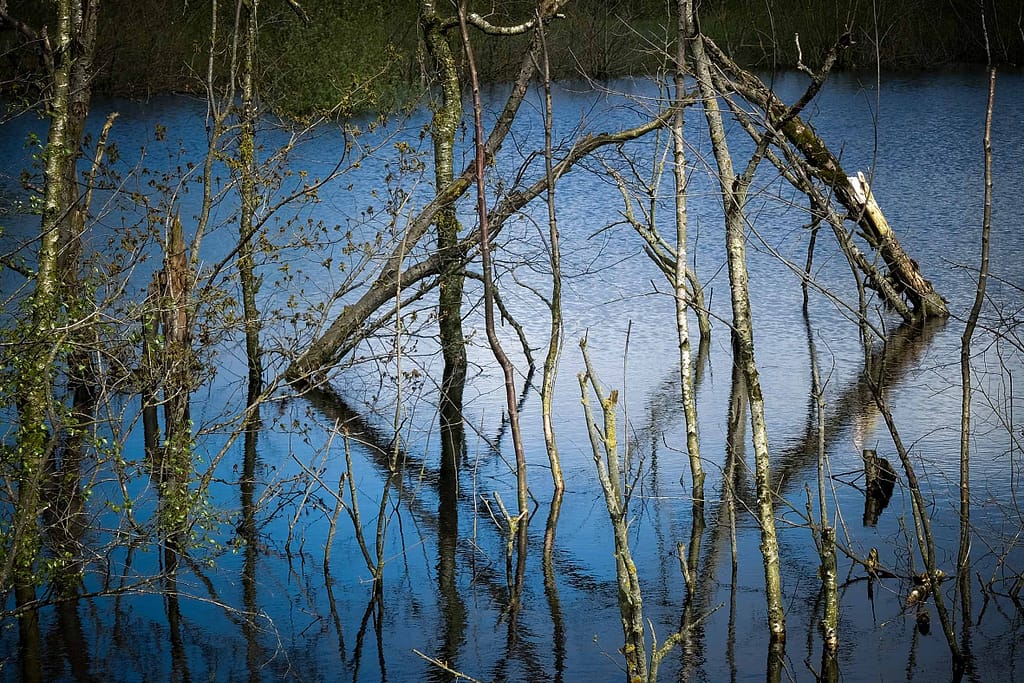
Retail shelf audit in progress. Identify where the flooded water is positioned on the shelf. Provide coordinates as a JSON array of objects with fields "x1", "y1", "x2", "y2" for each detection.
[{"x1": 2, "y1": 67, "x2": 1024, "y2": 681}]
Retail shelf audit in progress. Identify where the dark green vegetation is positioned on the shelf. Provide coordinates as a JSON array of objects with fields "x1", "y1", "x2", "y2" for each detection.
[{"x1": 3, "y1": 0, "x2": 1021, "y2": 115}]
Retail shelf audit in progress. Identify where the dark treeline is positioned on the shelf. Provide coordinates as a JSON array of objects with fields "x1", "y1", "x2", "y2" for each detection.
[{"x1": 2, "y1": 0, "x2": 1020, "y2": 115}]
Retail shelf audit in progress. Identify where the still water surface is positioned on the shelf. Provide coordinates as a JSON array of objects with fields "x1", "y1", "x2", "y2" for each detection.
[{"x1": 2, "y1": 68, "x2": 1024, "y2": 681}]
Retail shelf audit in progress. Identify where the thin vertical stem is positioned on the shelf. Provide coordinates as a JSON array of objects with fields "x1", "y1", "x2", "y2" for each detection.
[
  {"x1": 957, "y1": 66, "x2": 995, "y2": 637},
  {"x1": 538, "y1": 17, "x2": 565, "y2": 493},
  {"x1": 674, "y1": 0, "x2": 705, "y2": 510},
  {"x1": 459, "y1": 6, "x2": 529, "y2": 519}
]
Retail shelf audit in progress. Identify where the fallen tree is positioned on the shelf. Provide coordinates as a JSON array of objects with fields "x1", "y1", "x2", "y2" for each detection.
[
  {"x1": 703, "y1": 36, "x2": 949, "y2": 320},
  {"x1": 282, "y1": 107, "x2": 676, "y2": 387},
  {"x1": 284, "y1": 12, "x2": 948, "y2": 389}
]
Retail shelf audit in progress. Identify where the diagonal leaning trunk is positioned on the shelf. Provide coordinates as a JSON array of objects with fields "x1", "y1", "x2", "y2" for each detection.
[{"x1": 703, "y1": 38, "x2": 948, "y2": 320}]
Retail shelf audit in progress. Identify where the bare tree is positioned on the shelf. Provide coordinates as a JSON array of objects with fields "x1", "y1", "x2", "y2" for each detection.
[
  {"x1": 684, "y1": 0, "x2": 786, "y2": 643},
  {"x1": 957, "y1": 64, "x2": 995, "y2": 644}
]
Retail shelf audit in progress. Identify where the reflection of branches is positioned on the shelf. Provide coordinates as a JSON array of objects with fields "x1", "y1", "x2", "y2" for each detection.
[
  {"x1": 769, "y1": 318, "x2": 944, "y2": 499},
  {"x1": 543, "y1": 491, "x2": 567, "y2": 683},
  {"x1": 300, "y1": 386, "x2": 564, "y2": 676},
  {"x1": 871, "y1": 380, "x2": 961, "y2": 662}
]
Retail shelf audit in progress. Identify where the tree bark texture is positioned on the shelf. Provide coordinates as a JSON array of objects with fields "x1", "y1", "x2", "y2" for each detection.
[
  {"x1": 673, "y1": 0, "x2": 704, "y2": 508},
  {"x1": 579, "y1": 342, "x2": 648, "y2": 681},
  {"x1": 158, "y1": 215, "x2": 195, "y2": 549},
  {"x1": 539, "y1": 26, "x2": 565, "y2": 492},
  {"x1": 422, "y1": 0, "x2": 468, "y2": 468},
  {"x1": 686, "y1": 1, "x2": 786, "y2": 641},
  {"x1": 9, "y1": 0, "x2": 99, "y2": 604},
  {"x1": 239, "y1": 0, "x2": 264, "y2": 399}
]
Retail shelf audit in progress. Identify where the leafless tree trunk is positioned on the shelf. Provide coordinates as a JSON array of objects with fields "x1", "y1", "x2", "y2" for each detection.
[
  {"x1": 805, "y1": 311, "x2": 839, "y2": 667},
  {"x1": 579, "y1": 339, "x2": 648, "y2": 681},
  {"x1": 957, "y1": 65, "x2": 995, "y2": 641},
  {"x1": 673, "y1": 0, "x2": 704, "y2": 510},
  {"x1": 459, "y1": 6, "x2": 529, "y2": 520},
  {"x1": 538, "y1": 19, "x2": 565, "y2": 493},
  {"x1": 685, "y1": 0, "x2": 786, "y2": 643},
  {"x1": 579, "y1": 337, "x2": 685, "y2": 682},
  {"x1": 872, "y1": 381, "x2": 961, "y2": 662}
]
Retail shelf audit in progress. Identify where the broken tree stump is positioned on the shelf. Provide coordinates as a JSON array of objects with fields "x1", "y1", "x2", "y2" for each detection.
[
  {"x1": 701, "y1": 36, "x2": 950, "y2": 320},
  {"x1": 847, "y1": 173, "x2": 948, "y2": 318},
  {"x1": 862, "y1": 448, "x2": 897, "y2": 526}
]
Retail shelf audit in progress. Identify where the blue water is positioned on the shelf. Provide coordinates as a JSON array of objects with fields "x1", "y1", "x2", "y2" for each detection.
[{"x1": 2, "y1": 66, "x2": 1024, "y2": 681}]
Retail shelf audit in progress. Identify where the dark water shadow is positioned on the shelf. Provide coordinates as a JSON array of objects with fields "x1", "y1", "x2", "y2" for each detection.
[
  {"x1": 241, "y1": 403, "x2": 265, "y2": 682},
  {"x1": 301, "y1": 385, "x2": 560, "y2": 680},
  {"x1": 771, "y1": 317, "x2": 945, "y2": 499},
  {"x1": 429, "y1": 415, "x2": 468, "y2": 683}
]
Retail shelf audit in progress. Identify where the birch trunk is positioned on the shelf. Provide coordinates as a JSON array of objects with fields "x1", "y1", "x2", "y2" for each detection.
[
  {"x1": 535, "y1": 25, "x2": 565, "y2": 492},
  {"x1": 673, "y1": 0, "x2": 704, "y2": 508},
  {"x1": 685, "y1": 0, "x2": 786, "y2": 641}
]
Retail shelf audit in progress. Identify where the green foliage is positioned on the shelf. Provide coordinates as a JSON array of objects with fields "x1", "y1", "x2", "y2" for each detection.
[
  {"x1": 260, "y1": 1, "x2": 420, "y2": 117},
  {"x1": 4, "y1": 0, "x2": 1020, "y2": 118}
]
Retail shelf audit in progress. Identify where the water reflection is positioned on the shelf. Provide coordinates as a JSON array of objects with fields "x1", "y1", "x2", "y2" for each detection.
[
  {"x1": 241, "y1": 404, "x2": 262, "y2": 683},
  {"x1": 3, "y1": 71, "x2": 1024, "y2": 682},
  {"x1": 769, "y1": 317, "x2": 944, "y2": 505},
  {"x1": 17, "y1": 595, "x2": 41, "y2": 683},
  {"x1": 542, "y1": 491, "x2": 566, "y2": 683},
  {"x1": 432, "y1": 412, "x2": 467, "y2": 683},
  {"x1": 162, "y1": 560, "x2": 191, "y2": 683}
]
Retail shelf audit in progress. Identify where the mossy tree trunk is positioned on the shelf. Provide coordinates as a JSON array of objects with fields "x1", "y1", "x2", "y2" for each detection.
[
  {"x1": 579, "y1": 340, "x2": 648, "y2": 681},
  {"x1": 7, "y1": 0, "x2": 99, "y2": 614},
  {"x1": 421, "y1": 0, "x2": 468, "y2": 471},
  {"x1": 685, "y1": 0, "x2": 786, "y2": 643},
  {"x1": 238, "y1": 0, "x2": 264, "y2": 399}
]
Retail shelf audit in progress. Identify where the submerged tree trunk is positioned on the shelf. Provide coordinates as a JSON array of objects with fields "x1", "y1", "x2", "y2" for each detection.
[
  {"x1": 957, "y1": 65, "x2": 995, "y2": 644},
  {"x1": 422, "y1": 0, "x2": 468, "y2": 469},
  {"x1": 238, "y1": 0, "x2": 263, "y2": 399},
  {"x1": 579, "y1": 340, "x2": 648, "y2": 681},
  {"x1": 673, "y1": 0, "x2": 704, "y2": 509},
  {"x1": 158, "y1": 215, "x2": 195, "y2": 551},
  {"x1": 808, "y1": 313, "x2": 839, "y2": 665},
  {"x1": 539, "y1": 23, "x2": 565, "y2": 493},
  {"x1": 8, "y1": 0, "x2": 98, "y2": 612},
  {"x1": 685, "y1": 1, "x2": 786, "y2": 642},
  {"x1": 459, "y1": 7, "x2": 529, "y2": 520}
]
